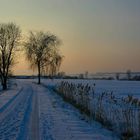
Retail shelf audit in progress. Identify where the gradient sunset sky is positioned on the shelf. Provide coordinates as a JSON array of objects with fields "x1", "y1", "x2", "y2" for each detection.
[{"x1": 0, "y1": 0, "x2": 140, "y2": 75}]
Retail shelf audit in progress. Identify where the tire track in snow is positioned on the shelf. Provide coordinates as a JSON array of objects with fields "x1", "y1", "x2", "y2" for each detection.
[
  {"x1": 28, "y1": 85, "x2": 39, "y2": 140},
  {"x1": 0, "y1": 84, "x2": 34, "y2": 140},
  {"x1": 0, "y1": 87, "x2": 23, "y2": 113}
]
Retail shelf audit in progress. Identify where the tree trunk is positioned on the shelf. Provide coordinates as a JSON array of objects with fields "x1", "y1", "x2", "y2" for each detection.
[
  {"x1": 2, "y1": 77, "x2": 7, "y2": 90},
  {"x1": 38, "y1": 62, "x2": 41, "y2": 84}
]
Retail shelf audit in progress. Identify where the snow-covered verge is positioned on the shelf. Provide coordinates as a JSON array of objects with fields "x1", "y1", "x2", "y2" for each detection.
[
  {"x1": 0, "y1": 79, "x2": 22, "y2": 110},
  {"x1": 38, "y1": 84, "x2": 119, "y2": 140},
  {"x1": 55, "y1": 81, "x2": 140, "y2": 140}
]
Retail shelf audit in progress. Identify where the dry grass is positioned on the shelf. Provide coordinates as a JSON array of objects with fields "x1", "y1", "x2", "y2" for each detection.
[{"x1": 55, "y1": 81, "x2": 140, "y2": 140}]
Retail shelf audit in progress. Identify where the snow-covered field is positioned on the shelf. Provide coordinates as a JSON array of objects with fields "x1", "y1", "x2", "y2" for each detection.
[
  {"x1": 0, "y1": 79, "x2": 120, "y2": 140},
  {"x1": 41, "y1": 79, "x2": 140, "y2": 98}
]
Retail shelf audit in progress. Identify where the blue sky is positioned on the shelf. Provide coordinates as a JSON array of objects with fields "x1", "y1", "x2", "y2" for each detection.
[{"x1": 0, "y1": 0, "x2": 140, "y2": 74}]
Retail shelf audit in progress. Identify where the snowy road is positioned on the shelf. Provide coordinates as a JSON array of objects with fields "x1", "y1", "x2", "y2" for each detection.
[{"x1": 0, "y1": 80, "x2": 119, "y2": 140}]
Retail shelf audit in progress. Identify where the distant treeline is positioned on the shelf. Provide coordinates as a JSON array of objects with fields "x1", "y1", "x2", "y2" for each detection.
[{"x1": 11, "y1": 74, "x2": 140, "y2": 81}]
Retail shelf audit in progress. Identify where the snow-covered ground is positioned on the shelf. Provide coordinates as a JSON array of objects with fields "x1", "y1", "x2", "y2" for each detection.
[
  {"x1": 38, "y1": 85, "x2": 118, "y2": 140},
  {"x1": 41, "y1": 79, "x2": 140, "y2": 98},
  {"x1": 0, "y1": 79, "x2": 119, "y2": 140},
  {"x1": 0, "y1": 80, "x2": 22, "y2": 111},
  {"x1": 0, "y1": 81, "x2": 34, "y2": 140}
]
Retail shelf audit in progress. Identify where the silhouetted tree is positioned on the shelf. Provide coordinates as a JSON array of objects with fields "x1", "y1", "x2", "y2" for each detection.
[
  {"x1": 79, "y1": 73, "x2": 84, "y2": 79},
  {"x1": 0, "y1": 23, "x2": 21, "y2": 90},
  {"x1": 25, "y1": 31, "x2": 62, "y2": 84},
  {"x1": 46, "y1": 50, "x2": 63, "y2": 76},
  {"x1": 85, "y1": 71, "x2": 89, "y2": 79},
  {"x1": 116, "y1": 73, "x2": 120, "y2": 80},
  {"x1": 57, "y1": 71, "x2": 65, "y2": 78},
  {"x1": 126, "y1": 70, "x2": 131, "y2": 80}
]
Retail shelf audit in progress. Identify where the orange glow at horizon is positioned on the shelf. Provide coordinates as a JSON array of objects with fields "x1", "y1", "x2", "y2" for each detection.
[{"x1": 3, "y1": 0, "x2": 139, "y2": 75}]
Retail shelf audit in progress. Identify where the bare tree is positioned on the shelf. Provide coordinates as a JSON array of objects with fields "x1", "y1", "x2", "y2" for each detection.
[
  {"x1": 126, "y1": 70, "x2": 131, "y2": 80},
  {"x1": 85, "y1": 71, "x2": 89, "y2": 79},
  {"x1": 25, "y1": 31, "x2": 62, "y2": 84},
  {"x1": 116, "y1": 73, "x2": 120, "y2": 80},
  {"x1": 79, "y1": 73, "x2": 84, "y2": 79},
  {"x1": 57, "y1": 71, "x2": 66, "y2": 78},
  {"x1": 0, "y1": 23, "x2": 21, "y2": 90},
  {"x1": 46, "y1": 49, "x2": 63, "y2": 76}
]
